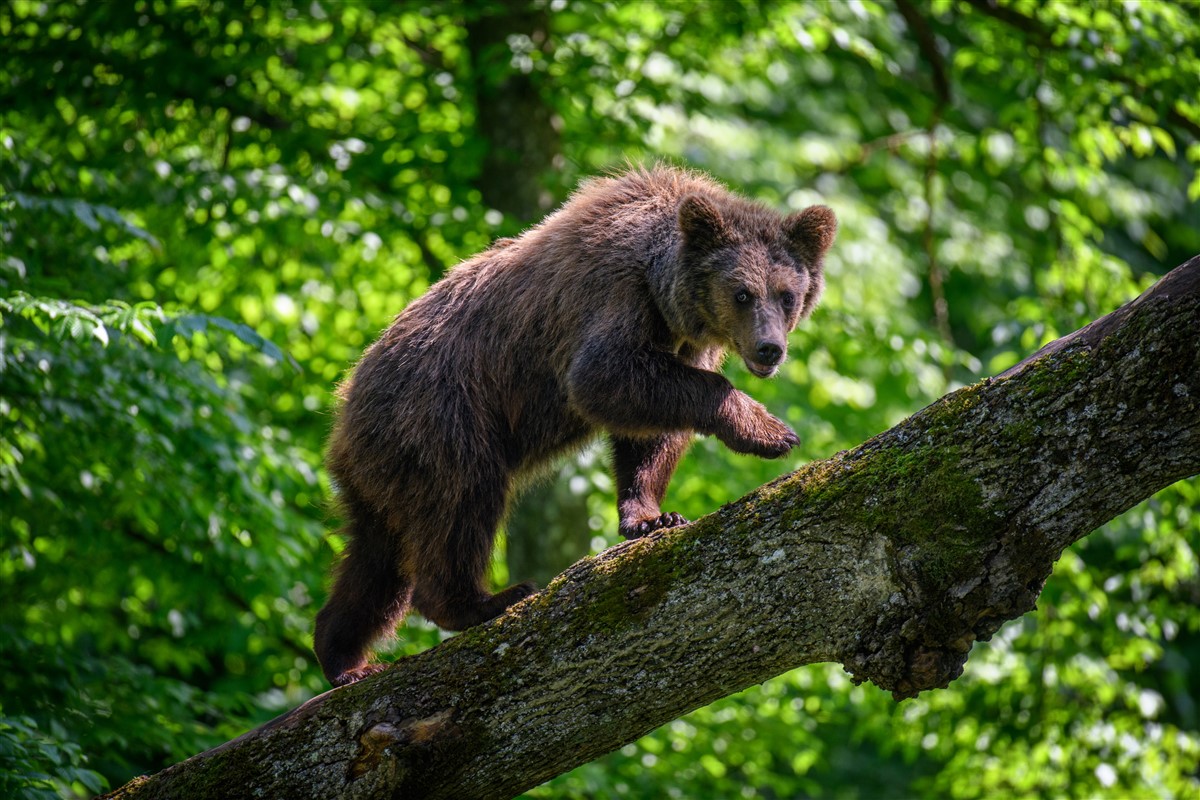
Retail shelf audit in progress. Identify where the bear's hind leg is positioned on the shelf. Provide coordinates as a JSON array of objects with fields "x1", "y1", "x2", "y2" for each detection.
[
  {"x1": 414, "y1": 579, "x2": 537, "y2": 632},
  {"x1": 314, "y1": 502, "x2": 412, "y2": 687},
  {"x1": 410, "y1": 483, "x2": 536, "y2": 631}
]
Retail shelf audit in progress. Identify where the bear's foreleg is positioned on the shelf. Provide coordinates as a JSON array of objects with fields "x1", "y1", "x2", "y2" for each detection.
[
  {"x1": 569, "y1": 342, "x2": 798, "y2": 458},
  {"x1": 612, "y1": 432, "x2": 692, "y2": 538},
  {"x1": 710, "y1": 387, "x2": 800, "y2": 458}
]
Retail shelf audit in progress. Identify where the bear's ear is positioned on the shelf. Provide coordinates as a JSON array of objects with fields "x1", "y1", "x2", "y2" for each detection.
[
  {"x1": 783, "y1": 205, "x2": 838, "y2": 268},
  {"x1": 678, "y1": 194, "x2": 732, "y2": 252}
]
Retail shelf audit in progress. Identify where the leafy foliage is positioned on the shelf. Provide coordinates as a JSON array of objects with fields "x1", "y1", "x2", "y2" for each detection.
[{"x1": 1, "y1": 0, "x2": 1198, "y2": 797}]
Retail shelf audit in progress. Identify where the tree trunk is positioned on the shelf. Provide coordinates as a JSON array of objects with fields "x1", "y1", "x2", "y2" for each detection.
[
  {"x1": 466, "y1": 0, "x2": 560, "y2": 222},
  {"x1": 464, "y1": 1, "x2": 592, "y2": 587},
  {"x1": 102, "y1": 255, "x2": 1200, "y2": 800}
]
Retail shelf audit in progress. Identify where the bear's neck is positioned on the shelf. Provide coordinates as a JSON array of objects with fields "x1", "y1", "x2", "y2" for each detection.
[{"x1": 647, "y1": 244, "x2": 717, "y2": 350}]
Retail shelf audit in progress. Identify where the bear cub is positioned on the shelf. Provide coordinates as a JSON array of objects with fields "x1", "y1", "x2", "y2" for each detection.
[{"x1": 315, "y1": 165, "x2": 837, "y2": 686}]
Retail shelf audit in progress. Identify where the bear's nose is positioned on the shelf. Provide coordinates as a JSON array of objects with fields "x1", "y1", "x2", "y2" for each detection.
[{"x1": 755, "y1": 341, "x2": 783, "y2": 366}]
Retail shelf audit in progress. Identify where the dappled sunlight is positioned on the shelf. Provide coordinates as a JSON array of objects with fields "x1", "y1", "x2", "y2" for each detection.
[{"x1": 1, "y1": 1, "x2": 1197, "y2": 797}]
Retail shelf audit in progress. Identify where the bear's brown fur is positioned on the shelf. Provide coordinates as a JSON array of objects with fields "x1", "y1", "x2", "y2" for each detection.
[{"x1": 314, "y1": 165, "x2": 837, "y2": 686}]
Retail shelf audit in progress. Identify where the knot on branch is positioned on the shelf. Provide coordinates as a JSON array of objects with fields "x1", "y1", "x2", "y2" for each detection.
[
  {"x1": 843, "y1": 618, "x2": 974, "y2": 701},
  {"x1": 351, "y1": 710, "x2": 458, "y2": 780},
  {"x1": 845, "y1": 544, "x2": 1051, "y2": 700}
]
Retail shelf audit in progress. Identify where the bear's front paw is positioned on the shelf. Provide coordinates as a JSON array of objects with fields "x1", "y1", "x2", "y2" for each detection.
[
  {"x1": 713, "y1": 392, "x2": 799, "y2": 459},
  {"x1": 620, "y1": 511, "x2": 689, "y2": 539},
  {"x1": 754, "y1": 417, "x2": 800, "y2": 458},
  {"x1": 719, "y1": 414, "x2": 799, "y2": 458}
]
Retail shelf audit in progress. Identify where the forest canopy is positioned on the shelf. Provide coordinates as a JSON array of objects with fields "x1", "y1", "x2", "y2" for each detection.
[{"x1": 2, "y1": 1, "x2": 1198, "y2": 798}]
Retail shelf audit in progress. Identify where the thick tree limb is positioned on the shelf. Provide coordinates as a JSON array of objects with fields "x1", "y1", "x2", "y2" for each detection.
[{"x1": 104, "y1": 256, "x2": 1200, "y2": 800}]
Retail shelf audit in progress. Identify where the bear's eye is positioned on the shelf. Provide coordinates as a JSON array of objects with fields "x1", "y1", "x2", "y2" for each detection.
[
  {"x1": 734, "y1": 289, "x2": 752, "y2": 305},
  {"x1": 780, "y1": 291, "x2": 796, "y2": 310}
]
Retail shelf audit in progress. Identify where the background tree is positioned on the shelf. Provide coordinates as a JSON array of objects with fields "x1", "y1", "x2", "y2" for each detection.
[
  {"x1": 1, "y1": 1, "x2": 1198, "y2": 798},
  {"x1": 464, "y1": 0, "x2": 595, "y2": 586}
]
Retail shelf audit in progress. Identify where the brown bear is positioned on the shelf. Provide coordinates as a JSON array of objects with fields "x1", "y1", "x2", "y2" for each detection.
[{"x1": 314, "y1": 165, "x2": 836, "y2": 686}]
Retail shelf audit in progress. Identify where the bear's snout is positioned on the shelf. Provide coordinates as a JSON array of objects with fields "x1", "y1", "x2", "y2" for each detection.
[
  {"x1": 744, "y1": 341, "x2": 785, "y2": 378},
  {"x1": 755, "y1": 341, "x2": 783, "y2": 366}
]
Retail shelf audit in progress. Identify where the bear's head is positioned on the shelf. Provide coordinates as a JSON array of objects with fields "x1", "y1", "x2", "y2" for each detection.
[{"x1": 674, "y1": 193, "x2": 837, "y2": 378}]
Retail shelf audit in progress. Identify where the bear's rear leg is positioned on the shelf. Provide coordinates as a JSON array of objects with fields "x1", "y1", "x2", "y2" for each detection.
[
  {"x1": 410, "y1": 489, "x2": 537, "y2": 631},
  {"x1": 314, "y1": 506, "x2": 412, "y2": 687},
  {"x1": 413, "y1": 579, "x2": 538, "y2": 632}
]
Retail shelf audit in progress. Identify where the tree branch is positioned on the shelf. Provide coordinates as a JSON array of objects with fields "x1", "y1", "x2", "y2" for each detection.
[
  {"x1": 103, "y1": 256, "x2": 1200, "y2": 800},
  {"x1": 117, "y1": 524, "x2": 313, "y2": 663},
  {"x1": 958, "y1": 0, "x2": 1053, "y2": 47},
  {"x1": 896, "y1": 0, "x2": 951, "y2": 107},
  {"x1": 959, "y1": 0, "x2": 1200, "y2": 141},
  {"x1": 895, "y1": 0, "x2": 954, "y2": 358}
]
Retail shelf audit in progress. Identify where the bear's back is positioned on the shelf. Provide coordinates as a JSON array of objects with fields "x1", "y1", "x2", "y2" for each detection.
[{"x1": 333, "y1": 166, "x2": 730, "y2": 477}]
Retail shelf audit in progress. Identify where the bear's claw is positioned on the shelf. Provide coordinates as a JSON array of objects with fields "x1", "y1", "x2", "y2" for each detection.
[{"x1": 622, "y1": 512, "x2": 689, "y2": 539}]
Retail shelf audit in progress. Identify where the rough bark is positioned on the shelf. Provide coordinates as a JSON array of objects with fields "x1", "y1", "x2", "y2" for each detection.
[{"x1": 103, "y1": 255, "x2": 1200, "y2": 800}]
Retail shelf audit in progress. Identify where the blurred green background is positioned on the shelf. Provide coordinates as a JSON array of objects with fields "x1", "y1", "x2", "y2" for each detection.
[{"x1": 2, "y1": 1, "x2": 1198, "y2": 797}]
